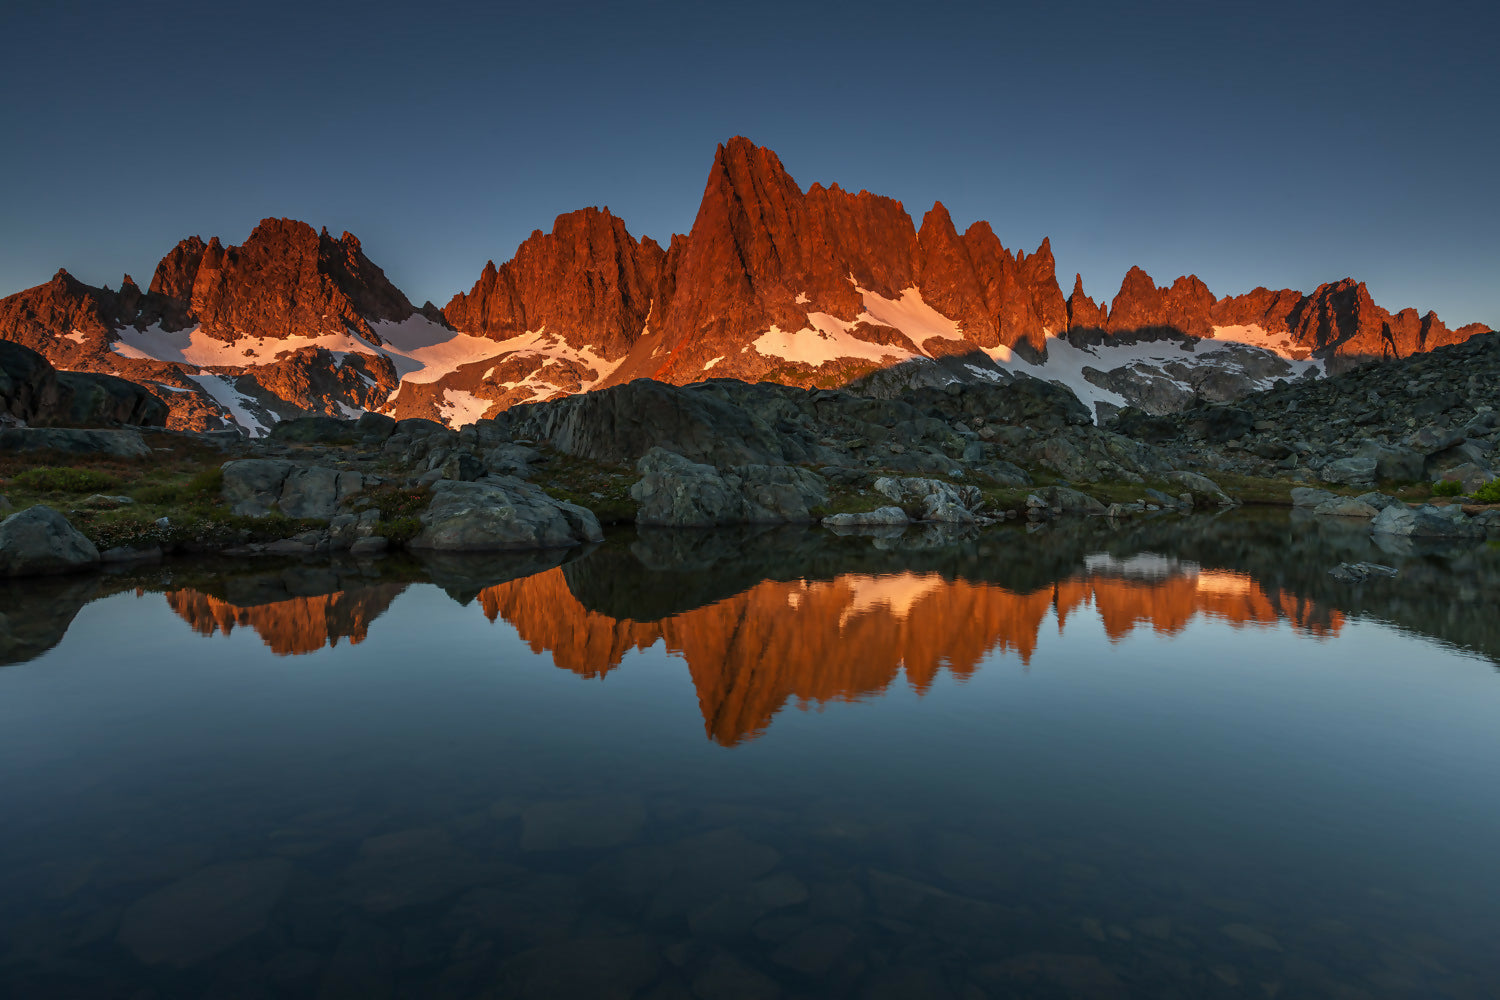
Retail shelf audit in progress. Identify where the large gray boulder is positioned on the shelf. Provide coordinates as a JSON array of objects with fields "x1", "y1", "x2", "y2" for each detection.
[
  {"x1": 822, "y1": 506, "x2": 910, "y2": 527},
  {"x1": 1313, "y1": 496, "x2": 1381, "y2": 518},
  {"x1": 1290, "y1": 486, "x2": 1339, "y2": 507},
  {"x1": 1355, "y1": 441, "x2": 1425, "y2": 482},
  {"x1": 1319, "y1": 456, "x2": 1378, "y2": 487},
  {"x1": 1164, "y1": 470, "x2": 1234, "y2": 505},
  {"x1": 279, "y1": 467, "x2": 363, "y2": 519},
  {"x1": 1036, "y1": 485, "x2": 1108, "y2": 514},
  {"x1": 1370, "y1": 503, "x2": 1483, "y2": 538},
  {"x1": 0, "y1": 427, "x2": 151, "y2": 458},
  {"x1": 410, "y1": 478, "x2": 602, "y2": 551},
  {"x1": 510, "y1": 380, "x2": 789, "y2": 467},
  {"x1": 631, "y1": 448, "x2": 828, "y2": 527},
  {"x1": 220, "y1": 460, "x2": 362, "y2": 518},
  {"x1": 0, "y1": 505, "x2": 100, "y2": 577}
]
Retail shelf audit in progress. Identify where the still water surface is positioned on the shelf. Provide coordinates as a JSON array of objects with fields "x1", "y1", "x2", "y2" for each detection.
[{"x1": 1, "y1": 512, "x2": 1497, "y2": 998}]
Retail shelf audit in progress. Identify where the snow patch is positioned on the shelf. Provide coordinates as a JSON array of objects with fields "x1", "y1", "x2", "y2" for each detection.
[
  {"x1": 754, "y1": 312, "x2": 919, "y2": 368},
  {"x1": 753, "y1": 286, "x2": 966, "y2": 368},
  {"x1": 856, "y1": 287, "x2": 964, "y2": 344},
  {"x1": 438, "y1": 389, "x2": 493, "y2": 426},
  {"x1": 65, "y1": 330, "x2": 87, "y2": 344},
  {"x1": 704, "y1": 355, "x2": 725, "y2": 370},
  {"x1": 1209, "y1": 324, "x2": 1313, "y2": 359},
  {"x1": 795, "y1": 292, "x2": 810, "y2": 304},
  {"x1": 188, "y1": 373, "x2": 272, "y2": 437}
]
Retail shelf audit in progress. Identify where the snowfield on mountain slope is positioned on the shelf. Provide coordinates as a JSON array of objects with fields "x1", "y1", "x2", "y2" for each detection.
[
  {"x1": 752, "y1": 286, "x2": 963, "y2": 367},
  {"x1": 187, "y1": 373, "x2": 274, "y2": 436},
  {"x1": 1208, "y1": 323, "x2": 1315, "y2": 358},
  {"x1": 112, "y1": 315, "x2": 619, "y2": 405}
]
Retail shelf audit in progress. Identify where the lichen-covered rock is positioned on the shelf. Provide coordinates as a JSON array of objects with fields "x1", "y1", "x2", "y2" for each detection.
[
  {"x1": 0, "y1": 505, "x2": 100, "y2": 577},
  {"x1": 410, "y1": 478, "x2": 602, "y2": 551},
  {"x1": 630, "y1": 448, "x2": 827, "y2": 527},
  {"x1": 872, "y1": 476, "x2": 985, "y2": 522}
]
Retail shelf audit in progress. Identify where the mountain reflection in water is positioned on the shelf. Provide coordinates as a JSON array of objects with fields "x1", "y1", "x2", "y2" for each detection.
[
  {"x1": 2, "y1": 511, "x2": 1499, "y2": 999},
  {"x1": 8, "y1": 510, "x2": 1444, "y2": 745}
]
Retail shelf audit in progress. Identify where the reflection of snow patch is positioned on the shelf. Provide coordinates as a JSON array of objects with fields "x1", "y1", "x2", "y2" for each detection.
[
  {"x1": 1195, "y1": 569, "x2": 1254, "y2": 596},
  {"x1": 1085, "y1": 552, "x2": 1199, "y2": 581},
  {"x1": 838, "y1": 572, "x2": 944, "y2": 626}
]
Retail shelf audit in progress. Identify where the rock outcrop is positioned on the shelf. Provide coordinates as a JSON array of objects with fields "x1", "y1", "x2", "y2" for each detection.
[
  {"x1": 631, "y1": 448, "x2": 828, "y2": 527},
  {"x1": 1, "y1": 341, "x2": 167, "y2": 427},
  {"x1": 0, "y1": 505, "x2": 101, "y2": 577},
  {"x1": 409, "y1": 478, "x2": 602, "y2": 551}
]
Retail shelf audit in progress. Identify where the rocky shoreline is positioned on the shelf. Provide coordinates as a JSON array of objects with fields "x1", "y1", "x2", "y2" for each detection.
[{"x1": 3, "y1": 335, "x2": 1499, "y2": 578}]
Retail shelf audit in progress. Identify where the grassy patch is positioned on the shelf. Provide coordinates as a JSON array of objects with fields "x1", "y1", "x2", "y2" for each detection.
[
  {"x1": 1432, "y1": 479, "x2": 1463, "y2": 497},
  {"x1": 355, "y1": 483, "x2": 432, "y2": 542},
  {"x1": 12, "y1": 467, "x2": 121, "y2": 493},
  {"x1": 1474, "y1": 480, "x2": 1500, "y2": 504},
  {"x1": 533, "y1": 450, "x2": 639, "y2": 524}
]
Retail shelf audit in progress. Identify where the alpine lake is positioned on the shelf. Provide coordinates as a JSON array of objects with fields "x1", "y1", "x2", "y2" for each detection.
[{"x1": 1, "y1": 509, "x2": 1497, "y2": 999}]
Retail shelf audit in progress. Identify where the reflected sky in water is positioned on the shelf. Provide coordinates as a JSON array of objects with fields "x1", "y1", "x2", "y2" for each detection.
[{"x1": 0, "y1": 514, "x2": 1496, "y2": 998}]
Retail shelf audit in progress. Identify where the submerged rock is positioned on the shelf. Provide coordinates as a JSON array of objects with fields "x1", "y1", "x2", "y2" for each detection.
[
  {"x1": 822, "y1": 506, "x2": 910, "y2": 527},
  {"x1": 116, "y1": 858, "x2": 291, "y2": 966},
  {"x1": 0, "y1": 505, "x2": 100, "y2": 577},
  {"x1": 1329, "y1": 562, "x2": 1400, "y2": 583}
]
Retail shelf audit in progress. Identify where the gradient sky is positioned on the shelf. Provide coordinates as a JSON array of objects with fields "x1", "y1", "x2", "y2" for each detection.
[{"x1": 2, "y1": 0, "x2": 1495, "y2": 327}]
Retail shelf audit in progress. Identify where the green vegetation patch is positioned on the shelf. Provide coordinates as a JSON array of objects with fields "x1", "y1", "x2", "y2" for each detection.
[
  {"x1": 1432, "y1": 479, "x2": 1463, "y2": 497},
  {"x1": 1472, "y1": 480, "x2": 1500, "y2": 504},
  {"x1": 533, "y1": 449, "x2": 638, "y2": 524},
  {"x1": 12, "y1": 467, "x2": 120, "y2": 493}
]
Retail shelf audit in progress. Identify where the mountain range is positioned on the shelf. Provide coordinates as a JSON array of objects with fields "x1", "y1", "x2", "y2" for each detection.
[{"x1": 2, "y1": 137, "x2": 1490, "y2": 435}]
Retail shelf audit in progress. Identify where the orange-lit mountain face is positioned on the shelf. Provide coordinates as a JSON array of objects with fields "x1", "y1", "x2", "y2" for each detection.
[
  {"x1": 161, "y1": 563, "x2": 1339, "y2": 745},
  {"x1": 1, "y1": 139, "x2": 1489, "y2": 434}
]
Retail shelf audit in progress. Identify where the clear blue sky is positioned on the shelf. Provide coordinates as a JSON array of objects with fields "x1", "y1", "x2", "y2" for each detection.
[{"x1": 2, "y1": 0, "x2": 1495, "y2": 327}]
